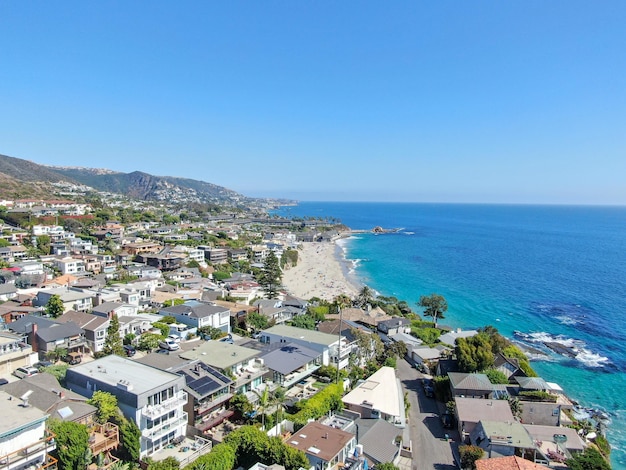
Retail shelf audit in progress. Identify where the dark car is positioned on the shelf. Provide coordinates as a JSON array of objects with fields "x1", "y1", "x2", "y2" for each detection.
[
  {"x1": 34, "y1": 360, "x2": 55, "y2": 371},
  {"x1": 0, "y1": 378, "x2": 9, "y2": 386},
  {"x1": 123, "y1": 344, "x2": 136, "y2": 357}
]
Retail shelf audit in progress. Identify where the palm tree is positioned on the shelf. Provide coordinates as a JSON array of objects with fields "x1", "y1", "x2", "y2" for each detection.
[
  {"x1": 251, "y1": 387, "x2": 270, "y2": 430},
  {"x1": 356, "y1": 286, "x2": 374, "y2": 309},
  {"x1": 333, "y1": 293, "x2": 352, "y2": 313},
  {"x1": 271, "y1": 387, "x2": 286, "y2": 434}
]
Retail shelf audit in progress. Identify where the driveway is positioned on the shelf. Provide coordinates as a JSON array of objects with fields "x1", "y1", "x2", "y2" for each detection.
[{"x1": 397, "y1": 359, "x2": 459, "y2": 470}]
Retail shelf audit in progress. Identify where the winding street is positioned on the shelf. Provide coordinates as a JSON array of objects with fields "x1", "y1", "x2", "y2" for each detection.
[{"x1": 397, "y1": 358, "x2": 459, "y2": 470}]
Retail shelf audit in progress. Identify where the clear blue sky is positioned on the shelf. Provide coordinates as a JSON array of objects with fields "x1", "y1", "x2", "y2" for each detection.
[{"x1": 1, "y1": 1, "x2": 625, "y2": 204}]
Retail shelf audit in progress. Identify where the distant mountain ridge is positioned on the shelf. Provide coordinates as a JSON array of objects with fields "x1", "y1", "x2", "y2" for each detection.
[{"x1": 0, "y1": 153, "x2": 262, "y2": 206}]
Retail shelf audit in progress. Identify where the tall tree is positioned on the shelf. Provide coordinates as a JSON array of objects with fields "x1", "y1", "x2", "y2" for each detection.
[
  {"x1": 116, "y1": 416, "x2": 141, "y2": 463},
  {"x1": 103, "y1": 314, "x2": 125, "y2": 356},
  {"x1": 48, "y1": 419, "x2": 90, "y2": 470},
  {"x1": 46, "y1": 294, "x2": 65, "y2": 318},
  {"x1": 259, "y1": 251, "x2": 282, "y2": 299},
  {"x1": 417, "y1": 293, "x2": 448, "y2": 328}
]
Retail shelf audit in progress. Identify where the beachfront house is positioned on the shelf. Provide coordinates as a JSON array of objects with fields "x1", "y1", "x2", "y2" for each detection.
[
  {"x1": 455, "y1": 397, "x2": 515, "y2": 442},
  {"x1": 470, "y1": 420, "x2": 535, "y2": 460}
]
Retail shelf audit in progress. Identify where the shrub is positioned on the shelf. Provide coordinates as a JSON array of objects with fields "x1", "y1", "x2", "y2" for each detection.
[
  {"x1": 459, "y1": 445, "x2": 484, "y2": 470},
  {"x1": 484, "y1": 368, "x2": 509, "y2": 384},
  {"x1": 518, "y1": 391, "x2": 557, "y2": 402}
]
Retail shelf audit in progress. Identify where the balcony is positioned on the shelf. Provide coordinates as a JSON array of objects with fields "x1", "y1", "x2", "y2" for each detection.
[
  {"x1": 234, "y1": 365, "x2": 268, "y2": 388},
  {"x1": 0, "y1": 433, "x2": 57, "y2": 470},
  {"x1": 195, "y1": 392, "x2": 233, "y2": 416},
  {"x1": 142, "y1": 413, "x2": 188, "y2": 440},
  {"x1": 142, "y1": 391, "x2": 188, "y2": 419},
  {"x1": 88, "y1": 422, "x2": 119, "y2": 456}
]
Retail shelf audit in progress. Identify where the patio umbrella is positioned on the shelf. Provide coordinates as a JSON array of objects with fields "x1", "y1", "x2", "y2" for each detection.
[{"x1": 353, "y1": 448, "x2": 359, "y2": 458}]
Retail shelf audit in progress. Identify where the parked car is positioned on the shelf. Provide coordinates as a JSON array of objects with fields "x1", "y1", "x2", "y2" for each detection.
[
  {"x1": 13, "y1": 366, "x2": 38, "y2": 379},
  {"x1": 34, "y1": 360, "x2": 55, "y2": 371},
  {"x1": 62, "y1": 352, "x2": 82, "y2": 365},
  {"x1": 218, "y1": 333, "x2": 234, "y2": 344},
  {"x1": 158, "y1": 339, "x2": 180, "y2": 351},
  {"x1": 166, "y1": 335, "x2": 181, "y2": 343},
  {"x1": 123, "y1": 344, "x2": 136, "y2": 357},
  {"x1": 0, "y1": 378, "x2": 9, "y2": 386}
]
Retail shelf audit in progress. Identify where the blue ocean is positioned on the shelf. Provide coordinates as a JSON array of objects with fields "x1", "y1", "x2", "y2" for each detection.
[{"x1": 272, "y1": 202, "x2": 626, "y2": 469}]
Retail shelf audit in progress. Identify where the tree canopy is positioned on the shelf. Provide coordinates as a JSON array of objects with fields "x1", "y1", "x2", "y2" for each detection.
[
  {"x1": 48, "y1": 419, "x2": 90, "y2": 470},
  {"x1": 87, "y1": 391, "x2": 119, "y2": 424},
  {"x1": 417, "y1": 293, "x2": 447, "y2": 328},
  {"x1": 46, "y1": 294, "x2": 65, "y2": 318}
]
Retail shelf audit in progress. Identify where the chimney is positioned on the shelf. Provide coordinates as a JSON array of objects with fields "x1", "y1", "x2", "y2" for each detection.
[{"x1": 30, "y1": 323, "x2": 38, "y2": 353}]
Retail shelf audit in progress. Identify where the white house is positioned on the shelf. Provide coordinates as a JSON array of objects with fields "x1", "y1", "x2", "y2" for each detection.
[
  {"x1": 1, "y1": 390, "x2": 58, "y2": 469},
  {"x1": 65, "y1": 355, "x2": 187, "y2": 458}
]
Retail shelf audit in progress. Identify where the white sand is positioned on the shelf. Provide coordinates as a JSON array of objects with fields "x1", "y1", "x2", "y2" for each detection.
[{"x1": 281, "y1": 240, "x2": 360, "y2": 301}]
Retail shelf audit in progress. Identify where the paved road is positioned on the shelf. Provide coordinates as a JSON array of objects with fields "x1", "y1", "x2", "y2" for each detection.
[{"x1": 397, "y1": 359, "x2": 459, "y2": 470}]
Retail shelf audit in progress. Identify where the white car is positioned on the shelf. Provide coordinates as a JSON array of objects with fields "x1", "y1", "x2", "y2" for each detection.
[
  {"x1": 13, "y1": 366, "x2": 38, "y2": 379},
  {"x1": 158, "y1": 339, "x2": 180, "y2": 351},
  {"x1": 167, "y1": 335, "x2": 182, "y2": 343}
]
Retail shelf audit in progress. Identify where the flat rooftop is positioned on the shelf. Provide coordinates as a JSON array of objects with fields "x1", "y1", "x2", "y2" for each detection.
[
  {"x1": 68, "y1": 355, "x2": 182, "y2": 395},
  {"x1": 180, "y1": 340, "x2": 260, "y2": 370},
  {"x1": 1, "y1": 390, "x2": 48, "y2": 438},
  {"x1": 263, "y1": 324, "x2": 339, "y2": 346}
]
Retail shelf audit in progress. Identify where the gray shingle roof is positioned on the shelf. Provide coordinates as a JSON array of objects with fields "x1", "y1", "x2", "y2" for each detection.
[
  {"x1": 448, "y1": 372, "x2": 494, "y2": 391},
  {"x1": 355, "y1": 418, "x2": 402, "y2": 465},
  {"x1": 515, "y1": 376, "x2": 549, "y2": 390},
  {"x1": 0, "y1": 372, "x2": 96, "y2": 422}
]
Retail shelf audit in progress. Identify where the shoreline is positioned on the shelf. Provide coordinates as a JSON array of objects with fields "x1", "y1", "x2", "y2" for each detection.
[
  {"x1": 281, "y1": 235, "x2": 361, "y2": 301},
  {"x1": 280, "y1": 235, "x2": 608, "y2": 425}
]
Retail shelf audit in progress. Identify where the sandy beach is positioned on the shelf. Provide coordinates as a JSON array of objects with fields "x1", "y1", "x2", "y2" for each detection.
[{"x1": 281, "y1": 239, "x2": 360, "y2": 302}]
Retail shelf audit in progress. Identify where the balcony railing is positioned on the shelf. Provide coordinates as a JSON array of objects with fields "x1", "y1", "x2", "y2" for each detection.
[
  {"x1": 0, "y1": 433, "x2": 57, "y2": 470},
  {"x1": 195, "y1": 392, "x2": 233, "y2": 415},
  {"x1": 142, "y1": 413, "x2": 188, "y2": 440},
  {"x1": 88, "y1": 422, "x2": 119, "y2": 456},
  {"x1": 142, "y1": 391, "x2": 188, "y2": 419}
]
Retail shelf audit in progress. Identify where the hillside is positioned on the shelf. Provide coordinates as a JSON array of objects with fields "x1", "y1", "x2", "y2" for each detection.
[{"x1": 0, "y1": 153, "x2": 269, "y2": 207}]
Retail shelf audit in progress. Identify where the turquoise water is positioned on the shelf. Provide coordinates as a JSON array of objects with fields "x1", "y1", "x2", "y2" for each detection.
[{"x1": 273, "y1": 202, "x2": 626, "y2": 469}]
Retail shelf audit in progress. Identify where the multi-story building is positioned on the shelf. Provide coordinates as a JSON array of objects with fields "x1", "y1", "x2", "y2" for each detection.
[
  {"x1": 65, "y1": 355, "x2": 187, "y2": 458},
  {"x1": 54, "y1": 257, "x2": 86, "y2": 276}
]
